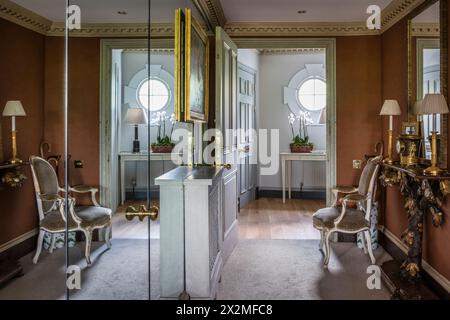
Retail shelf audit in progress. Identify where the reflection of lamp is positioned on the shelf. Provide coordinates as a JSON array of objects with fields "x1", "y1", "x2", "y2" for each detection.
[
  {"x1": 319, "y1": 108, "x2": 326, "y2": 125},
  {"x1": 380, "y1": 100, "x2": 401, "y2": 164},
  {"x1": 124, "y1": 108, "x2": 148, "y2": 153},
  {"x1": 2, "y1": 101, "x2": 26, "y2": 164},
  {"x1": 421, "y1": 94, "x2": 449, "y2": 176}
]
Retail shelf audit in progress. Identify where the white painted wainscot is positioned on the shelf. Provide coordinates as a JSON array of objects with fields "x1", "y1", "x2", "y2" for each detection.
[{"x1": 156, "y1": 166, "x2": 224, "y2": 300}]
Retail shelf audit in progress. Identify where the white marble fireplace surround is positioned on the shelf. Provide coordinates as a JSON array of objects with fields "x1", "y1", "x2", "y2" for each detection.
[{"x1": 155, "y1": 166, "x2": 224, "y2": 300}]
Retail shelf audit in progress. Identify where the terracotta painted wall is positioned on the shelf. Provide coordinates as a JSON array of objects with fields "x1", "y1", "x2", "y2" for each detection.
[
  {"x1": 381, "y1": 17, "x2": 450, "y2": 281},
  {"x1": 0, "y1": 18, "x2": 45, "y2": 244},
  {"x1": 335, "y1": 36, "x2": 383, "y2": 186}
]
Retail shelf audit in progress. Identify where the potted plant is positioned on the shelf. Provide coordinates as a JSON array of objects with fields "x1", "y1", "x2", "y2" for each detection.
[
  {"x1": 288, "y1": 111, "x2": 314, "y2": 153},
  {"x1": 151, "y1": 112, "x2": 176, "y2": 153}
]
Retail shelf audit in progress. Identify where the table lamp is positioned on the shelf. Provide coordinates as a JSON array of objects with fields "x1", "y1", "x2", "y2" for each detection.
[
  {"x1": 2, "y1": 101, "x2": 26, "y2": 164},
  {"x1": 421, "y1": 94, "x2": 449, "y2": 176},
  {"x1": 380, "y1": 100, "x2": 401, "y2": 164},
  {"x1": 124, "y1": 107, "x2": 148, "y2": 153}
]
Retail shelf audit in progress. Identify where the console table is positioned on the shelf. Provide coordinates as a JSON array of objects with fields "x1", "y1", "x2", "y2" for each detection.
[
  {"x1": 119, "y1": 152, "x2": 173, "y2": 205},
  {"x1": 380, "y1": 162, "x2": 449, "y2": 299},
  {"x1": 280, "y1": 151, "x2": 326, "y2": 203}
]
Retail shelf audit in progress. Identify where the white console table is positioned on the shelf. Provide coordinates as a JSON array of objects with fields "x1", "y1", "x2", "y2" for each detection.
[
  {"x1": 281, "y1": 151, "x2": 327, "y2": 203},
  {"x1": 119, "y1": 152, "x2": 173, "y2": 205}
]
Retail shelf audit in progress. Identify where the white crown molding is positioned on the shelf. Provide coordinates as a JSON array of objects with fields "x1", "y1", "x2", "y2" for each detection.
[
  {"x1": 381, "y1": 0, "x2": 425, "y2": 32},
  {"x1": 411, "y1": 22, "x2": 440, "y2": 37},
  {"x1": 192, "y1": 0, "x2": 226, "y2": 28},
  {"x1": 224, "y1": 22, "x2": 379, "y2": 37},
  {"x1": 259, "y1": 48, "x2": 325, "y2": 55},
  {"x1": 0, "y1": 0, "x2": 51, "y2": 35},
  {"x1": 0, "y1": 0, "x2": 436, "y2": 38}
]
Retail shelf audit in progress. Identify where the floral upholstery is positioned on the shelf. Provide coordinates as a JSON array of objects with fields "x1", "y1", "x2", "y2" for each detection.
[{"x1": 313, "y1": 207, "x2": 370, "y2": 231}]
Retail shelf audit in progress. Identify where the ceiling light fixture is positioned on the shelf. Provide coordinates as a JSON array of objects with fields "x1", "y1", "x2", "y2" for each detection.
[
  {"x1": 117, "y1": 11, "x2": 127, "y2": 15},
  {"x1": 297, "y1": 10, "x2": 307, "y2": 14}
]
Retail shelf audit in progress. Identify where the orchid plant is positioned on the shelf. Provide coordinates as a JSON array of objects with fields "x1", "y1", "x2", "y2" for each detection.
[
  {"x1": 151, "y1": 111, "x2": 176, "y2": 146},
  {"x1": 288, "y1": 110, "x2": 314, "y2": 146}
]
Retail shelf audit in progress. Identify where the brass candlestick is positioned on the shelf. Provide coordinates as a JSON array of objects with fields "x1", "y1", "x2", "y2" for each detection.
[
  {"x1": 424, "y1": 131, "x2": 442, "y2": 176},
  {"x1": 384, "y1": 129, "x2": 394, "y2": 164}
]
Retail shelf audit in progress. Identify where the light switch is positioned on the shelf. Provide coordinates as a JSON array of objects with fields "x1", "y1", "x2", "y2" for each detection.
[{"x1": 353, "y1": 160, "x2": 362, "y2": 169}]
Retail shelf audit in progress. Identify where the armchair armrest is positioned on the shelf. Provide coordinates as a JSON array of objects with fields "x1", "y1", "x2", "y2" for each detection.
[
  {"x1": 334, "y1": 193, "x2": 370, "y2": 226},
  {"x1": 63, "y1": 185, "x2": 100, "y2": 207},
  {"x1": 331, "y1": 186, "x2": 358, "y2": 206}
]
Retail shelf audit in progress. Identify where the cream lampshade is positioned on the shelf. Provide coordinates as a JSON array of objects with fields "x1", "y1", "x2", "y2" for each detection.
[
  {"x1": 380, "y1": 99, "x2": 401, "y2": 164},
  {"x1": 422, "y1": 94, "x2": 449, "y2": 176},
  {"x1": 2, "y1": 101, "x2": 26, "y2": 164},
  {"x1": 412, "y1": 100, "x2": 424, "y2": 116},
  {"x1": 124, "y1": 108, "x2": 148, "y2": 153}
]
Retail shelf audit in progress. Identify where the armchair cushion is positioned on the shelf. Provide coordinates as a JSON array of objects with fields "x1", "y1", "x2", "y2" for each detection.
[
  {"x1": 313, "y1": 207, "x2": 369, "y2": 231},
  {"x1": 75, "y1": 206, "x2": 112, "y2": 229},
  {"x1": 40, "y1": 210, "x2": 77, "y2": 232}
]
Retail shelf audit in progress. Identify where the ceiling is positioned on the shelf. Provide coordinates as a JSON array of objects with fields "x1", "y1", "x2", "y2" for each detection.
[
  {"x1": 11, "y1": 0, "x2": 202, "y2": 23},
  {"x1": 220, "y1": 0, "x2": 392, "y2": 23},
  {"x1": 412, "y1": 1, "x2": 440, "y2": 23}
]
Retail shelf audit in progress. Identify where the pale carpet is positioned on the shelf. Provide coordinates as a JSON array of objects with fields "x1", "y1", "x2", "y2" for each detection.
[{"x1": 0, "y1": 239, "x2": 391, "y2": 300}]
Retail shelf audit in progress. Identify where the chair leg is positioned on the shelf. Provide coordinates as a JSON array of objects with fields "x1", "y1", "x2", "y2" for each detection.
[
  {"x1": 105, "y1": 225, "x2": 112, "y2": 249},
  {"x1": 319, "y1": 230, "x2": 324, "y2": 251},
  {"x1": 49, "y1": 234, "x2": 56, "y2": 254},
  {"x1": 364, "y1": 230, "x2": 376, "y2": 264},
  {"x1": 83, "y1": 230, "x2": 93, "y2": 266},
  {"x1": 33, "y1": 230, "x2": 45, "y2": 264},
  {"x1": 323, "y1": 231, "x2": 332, "y2": 268}
]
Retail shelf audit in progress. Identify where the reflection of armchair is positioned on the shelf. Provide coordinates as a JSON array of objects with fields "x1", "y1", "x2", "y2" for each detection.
[
  {"x1": 30, "y1": 156, "x2": 112, "y2": 265},
  {"x1": 313, "y1": 155, "x2": 382, "y2": 267}
]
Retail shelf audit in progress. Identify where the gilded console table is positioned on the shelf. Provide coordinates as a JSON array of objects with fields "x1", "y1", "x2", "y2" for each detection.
[{"x1": 380, "y1": 163, "x2": 448, "y2": 299}]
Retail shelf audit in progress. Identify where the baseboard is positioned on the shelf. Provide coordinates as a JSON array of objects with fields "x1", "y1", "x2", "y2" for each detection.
[
  {"x1": 0, "y1": 229, "x2": 38, "y2": 261},
  {"x1": 125, "y1": 188, "x2": 160, "y2": 200},
  {"x1": 256, "y1": 188, "x2": 326, "y2": 200},
  {"x1": 379, "y1": 226, "x2": 450, "y2": 299}
]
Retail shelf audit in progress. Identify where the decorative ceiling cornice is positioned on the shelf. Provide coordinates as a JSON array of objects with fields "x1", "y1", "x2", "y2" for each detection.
[
  {"x1": 0, "y1": 0, "x2": 51, "y2": 35},
  {"x1": 259, "y1": 48, "x2": 325, "y2": 55},
  {"x1": 192, "y1": 0, "x2": 226, "y2": 29},
  {"x1": 411, "y1": 22, "x2": 440, "y2": 36},
  {"x1": 0, "y1": 0, "x2": 435, "y2": 38},
  {"x1": 381, "y1": 0, "x2": 425, "y2": 32},
  {"x1": 224, "y1": 22, "x2": 379, "y2": 37}
]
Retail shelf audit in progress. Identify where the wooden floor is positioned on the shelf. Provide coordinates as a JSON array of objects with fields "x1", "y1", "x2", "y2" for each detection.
[
  {"x1": 238, "y1": 198, "x2": 324, "y2": 240},
  {"x1": 112, "y1": 198, "x2": 325, "y2": 240}
]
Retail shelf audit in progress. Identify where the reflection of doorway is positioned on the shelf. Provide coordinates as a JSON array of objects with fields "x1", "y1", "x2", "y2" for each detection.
[{"x1": 238, "y1": 63, "x2": 257, "y2": 209}]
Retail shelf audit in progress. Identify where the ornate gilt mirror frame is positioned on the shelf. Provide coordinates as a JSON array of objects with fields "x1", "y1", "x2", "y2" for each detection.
[{"x1": 407, "y1": 0, "x2": 448, "y2": 168}]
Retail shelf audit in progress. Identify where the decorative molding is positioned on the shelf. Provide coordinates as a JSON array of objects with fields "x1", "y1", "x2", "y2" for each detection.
[
  {"x1": 192, "y1": 0, "x2": 226, "y2": 29},
  {"x1": 380, "y1": 226, "x2": 450, "y2": 293},
  {"x1": 224, "y1": 22, "x2": 379, "y2": 37},
  {"x1": 381, "y1": 0, "x2": 425, "y2": 32},
  {"x1": 411, "y1": 22, "x2": 440, "y2": 36},
  {"x1": 0, "y1": 228, "x2": 38, "y2": 253},
  {"x1": 0, "y1": 0, "x2": 51, "y2": 35},
  {"x1": 47, "y1": 22, "x2": 149, "y2": 37},
  {"x1": 259, "y1": 48, "x2": 325, "y2": 55}
]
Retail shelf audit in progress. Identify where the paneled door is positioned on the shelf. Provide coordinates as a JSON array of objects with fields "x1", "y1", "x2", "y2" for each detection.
[
  {"x1": 215, "y1": 27, "x2": 239, "y2": 263},
  {"x1": 237, "y1": 64, "x2": 256, "y2": 209}
]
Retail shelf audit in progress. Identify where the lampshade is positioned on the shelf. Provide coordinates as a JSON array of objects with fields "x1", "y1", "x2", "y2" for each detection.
[
  {"x1": 412, "y1": 100, "x2": 423, "y2": 115},
  {"x1": 380, "y1": 100, "x2": 401, "y2": 116},
  {"x1": 422, "y1": 94, "x2": 449, "y2": 115},
  {"x1": 3, "y1": 101, "x2": 26, "y2": 117},
  {"x1": 124, "y1": 108, "x2": 148, "y2": 125}
]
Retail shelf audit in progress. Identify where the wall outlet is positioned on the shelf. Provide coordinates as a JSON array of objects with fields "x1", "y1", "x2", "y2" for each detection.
[
  {"x1": 74, "y1": 160, "x2": 84, "y2": 169},
  {"x1": 353, "y1": 160, "x2": 362, "y2": 169}
]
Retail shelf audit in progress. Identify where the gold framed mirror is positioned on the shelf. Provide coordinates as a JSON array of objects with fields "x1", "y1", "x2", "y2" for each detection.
[{"x1": 408, "y1": 0, "x2": 448, "y2": 168}]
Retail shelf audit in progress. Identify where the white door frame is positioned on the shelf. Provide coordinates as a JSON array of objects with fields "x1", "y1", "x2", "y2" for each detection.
[
  {"x1": 99, "y1": 39, "x2": 173, "y2": 209},
  {"x1": 233, "y1": 38, "x2": 337, "y2": 205}
]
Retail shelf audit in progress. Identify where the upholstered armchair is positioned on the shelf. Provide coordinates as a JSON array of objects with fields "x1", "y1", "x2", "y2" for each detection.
[
  {"x1": 30, "y1": 156, "x2": 112, "y2": 266},
  {"x1": 312, "y1": 155, "x2": 382, "y2": 267}
]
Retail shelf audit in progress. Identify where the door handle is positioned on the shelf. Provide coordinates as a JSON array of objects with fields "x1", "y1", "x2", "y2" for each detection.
[{"x1": 125, "y1": 205, "x2": 159, "y2": 221}]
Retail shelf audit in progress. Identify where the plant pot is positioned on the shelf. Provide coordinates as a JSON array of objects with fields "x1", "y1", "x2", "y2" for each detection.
[
  {"x1": 151, "y1": 144, "x2": 174, "y2": 153},
  {"x1": 290, "y1": 144, "x2": 313, "y2": 153}
]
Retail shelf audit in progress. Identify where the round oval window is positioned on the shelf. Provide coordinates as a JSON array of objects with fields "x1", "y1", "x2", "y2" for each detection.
[
  {"x1": 297, "y1": 78, "x2": 326, "y2": 112},
  {"x1": 138, "y1": 78, "x2": 170, "y2": 111}
]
